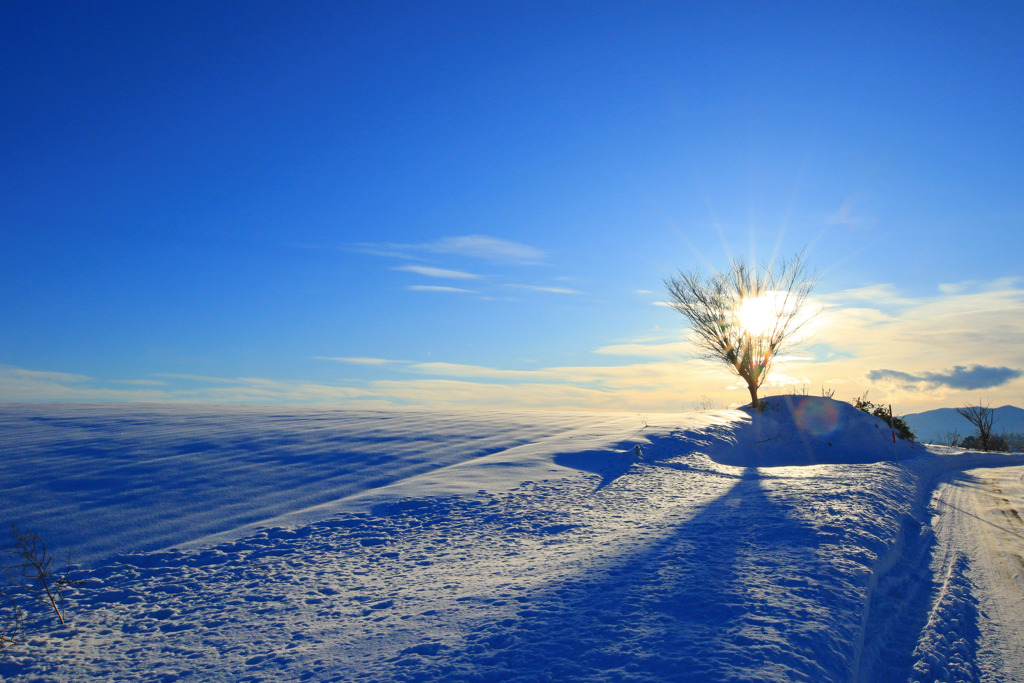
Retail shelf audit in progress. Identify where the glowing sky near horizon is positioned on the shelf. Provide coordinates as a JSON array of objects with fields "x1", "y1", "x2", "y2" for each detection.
[{"x1": 2, "y1": 2, "x2": 1023, "y2": 412}]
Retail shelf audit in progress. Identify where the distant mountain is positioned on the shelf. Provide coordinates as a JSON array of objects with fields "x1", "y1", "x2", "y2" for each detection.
[{"x1": 904, "y1": 405, "x2": 1024, "y2": 443}]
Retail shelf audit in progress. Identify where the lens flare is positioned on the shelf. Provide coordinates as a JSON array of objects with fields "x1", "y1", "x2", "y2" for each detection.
[{"x1": 793, "y1": 399, "x2": 841, "y2": 436}]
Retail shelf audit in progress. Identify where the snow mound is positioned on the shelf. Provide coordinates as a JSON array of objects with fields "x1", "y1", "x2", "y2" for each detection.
[{"x1": 707, "y1": 395, "x2": 926, "y2": 467}]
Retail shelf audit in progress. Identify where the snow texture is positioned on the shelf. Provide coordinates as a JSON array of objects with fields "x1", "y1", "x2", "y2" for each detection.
[{"x1": 1, "y1": 396, "x2": 1023, "y2": 681}]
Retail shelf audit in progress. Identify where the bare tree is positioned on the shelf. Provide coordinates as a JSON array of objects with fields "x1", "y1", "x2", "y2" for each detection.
[
  {"x1": 934, "y1": 429, "x2": 962, "y2": 447},
  {"x1": 956, "y1": 403, "x2": 997, "y2": 451},
  {"x1": 664, "y1": 252, "x2": 818, "y2": 411}
]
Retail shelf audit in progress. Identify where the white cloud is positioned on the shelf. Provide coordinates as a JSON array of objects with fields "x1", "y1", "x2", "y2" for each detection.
[
  {"x1": 364, "y1": 360, "x2": 720, "y2": 411},
  {"x1": 0, "y1": 366, "x2": 166, "y2": 401},
  {"x1": 818, "y1": 283, "x2": 917, "y2": 307},
  {"x1": 1, "y1": 365, "x2": 91, "y2": 383},
  {"x1": 408, "y1": 285, "x2": 477, "y2": 293},
  {"x1": 505, "y1": 284, "x2": 581, "y2": 295},
  {"x1": 593, "y1": 341, "x2": 692, "y2": 358},
  {"x1": 825, "y1": 194, "x2": 878, "y2": 231},
  {"x1": 393, "y1": 265, "x2": 481, "y2": 279},
  {"x1": 349, "y1": 234, "x2": 546, "y2": 265},
  {"x1": 154, "y1": 373, "x2": 242, "y2": 384},
  {"x1": 0, "y1": 367, "x2": 382, "y2": 405},
  {"x1": 315, "y1": 357, "x2": 400, "y2": 365},
  {"x1": 426, "y1": 235, "x2": 546, "y2": 263},
  {"x1": 786, "y1": 279, "x2": 1024, "y2": 410},
  {"x1": 6, "y1": 280, "x2": 1022, "y2": 413},
  {"x1": 938, "y1": 280, "x2": 977, "y2": 295},
  {"x1": 407, "y1": 362, "x2": 543, "y2": 380},
  {"x1": 0, "y1": 359, "x2": 725, "y2": 412}
]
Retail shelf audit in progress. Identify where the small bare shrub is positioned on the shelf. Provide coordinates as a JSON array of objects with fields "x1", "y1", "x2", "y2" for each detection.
[
  {"x1": 1001, "y1": 431, "x2": 1024, "y2": 453},
  {"x1": 692, "y1": 395, "x2": 716, "y2": 411},
  {"x1": 0, "y1": 591, "x2": 25, "y2": 649},
  {"x1": 932, "y1": 429, "x2": 962, "y2": 447},
  {"x1": 1, "y1": 525, "x2": 83, "y2": 646}
]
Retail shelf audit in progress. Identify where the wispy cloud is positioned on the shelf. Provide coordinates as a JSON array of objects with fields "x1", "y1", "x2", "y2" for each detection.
[
  {"x1": 937, "y1": 280, "x2": 978, "y2": 295},
  {"x1": 593, "y1": 341, "x2": 692, "y2": 357},
  {"x1": 425, "y1": 235, "x2": 546, "y2": 263},
  {"x1": 349, "y1": 234, "x2": 556, "y2": 300},
  {"x1": 825, "y1": 194, "x2": 878, "y2": 231},
  {"x1": 1, "y1": 366, "x2": 91, "y2": 383},
  {"x1": 406, "y1": 362, "x2": 542, "y2": 380},
  {"x1": 0, "y1": 359, "x2": 723, "y2": 411},
  {"x1": 0, "y1": 366, "x2": 167, "y2": 401},
  {"x1": 785, "y1": 278, "x2": 1024, "y2": 409},
  {"x1": 408, "y1": 285, "x2": 477, "y2": 294},
  {"x1": 155, "y1": 373, "x2": 242, "y2": 384},
  {"x1": 0, "y1": 367, "x2": 378, "y2": 405},
  {"x1": 868, "y1": 365, "x2": 1023, "y2": 390},
  {"x1": 6, "y1": 279, "x2": 1022, "y2": 413},
  {"x1": 349, "y1": 234, "x2": 546, "y2": 265},
  {"x1": 315, "y1": 357, "x2": 402, "y2": 365},
  {"x1": 364, "y1": 358, "x2": 722, "y2": 410},
  {"x1": 505, "y1": 284, "x2": 581, "y2": 295},
  {"x1": 338, "y1": 243, "x2": 418, "y2": 260},
  {"x1": 818, "y1": 283, "x2": 918, "y2": 307},
  {"x1": 393, "y1": 265, "x2": 481, "y2": 279}
]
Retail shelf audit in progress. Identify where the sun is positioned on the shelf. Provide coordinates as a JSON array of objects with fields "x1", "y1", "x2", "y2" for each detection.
[{"x1": 734, "y1": 293, "x2": 784, "y2": 337}]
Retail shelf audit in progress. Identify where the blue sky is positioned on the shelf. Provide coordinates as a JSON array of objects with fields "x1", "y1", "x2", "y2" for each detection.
[{"x1": 3, "y1": 1, "x2": 1023, "y2": 412}]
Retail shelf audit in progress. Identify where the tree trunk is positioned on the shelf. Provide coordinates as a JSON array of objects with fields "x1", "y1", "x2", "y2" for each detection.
[{"x1": 748, "y1": 383, "x2": 760, "y2": 411}]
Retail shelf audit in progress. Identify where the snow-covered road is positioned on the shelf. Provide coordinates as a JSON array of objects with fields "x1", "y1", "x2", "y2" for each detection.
[{"x1": 927, "y1": 466, "x2": 1024, "y2": 682}]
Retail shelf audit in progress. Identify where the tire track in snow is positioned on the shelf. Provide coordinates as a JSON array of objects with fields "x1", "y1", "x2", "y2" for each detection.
[
  {"x1": 927, "y1": 467, "x2": 1024, "y2": 681},
  {"x1": 853, "y1": 451, "x2": 1024, "y2": 683}
]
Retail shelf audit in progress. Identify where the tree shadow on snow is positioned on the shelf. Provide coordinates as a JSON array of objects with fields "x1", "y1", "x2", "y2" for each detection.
[
  {"x1": 426, "y1": 467, "x2": 843, "y2": 682},
  {"x1": 553, "y1": 427, "x2": 743, "y2": 493},
  {"x1": 552, "y1": 449, "x2": 638, "y2": 492}
]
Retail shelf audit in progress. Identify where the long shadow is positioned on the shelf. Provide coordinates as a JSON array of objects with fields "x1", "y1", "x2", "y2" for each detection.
[
  {"x1": 553, "y1": 449, "x2": 637, "y2": 492},
  {"x1": 394, "y1": 466, "x2": 845, "y2": 681},
  {"x1": 553, "y1": 427, "x2": 743, "y2": 492}
]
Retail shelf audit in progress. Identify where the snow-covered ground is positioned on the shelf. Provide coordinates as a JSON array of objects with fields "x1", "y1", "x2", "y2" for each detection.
[
  {"x1": 1, "y1": 397, "x2": 1022, "y2": 681},
  {"x1": 920, "y1": 464, "x2": 1024, "y2": 682}
]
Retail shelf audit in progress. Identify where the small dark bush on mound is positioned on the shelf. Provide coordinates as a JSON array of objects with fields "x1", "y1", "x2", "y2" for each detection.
[{"x1": 852, "y1": 395, "x2": 916, "y2": 441}]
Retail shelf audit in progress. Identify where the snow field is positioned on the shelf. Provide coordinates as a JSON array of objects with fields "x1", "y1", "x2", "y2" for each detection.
[{"x1": 1, "y1": 397, "x2": 1023, "y2": 681}]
